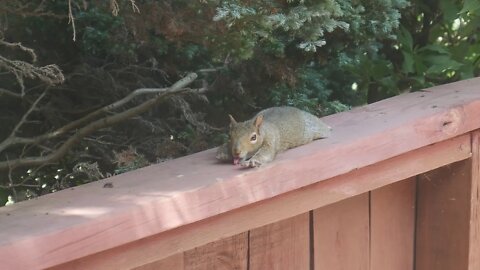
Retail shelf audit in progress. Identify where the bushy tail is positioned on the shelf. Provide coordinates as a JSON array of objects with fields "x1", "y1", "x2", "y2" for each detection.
[{"x1": 303, "y1": 112, "x2": 332, "y2": 141}]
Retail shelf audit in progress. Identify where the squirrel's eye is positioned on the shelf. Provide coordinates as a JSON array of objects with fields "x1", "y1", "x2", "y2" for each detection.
[{"x1": 250, "y1": 134, "x2": 257, "y2": 142}]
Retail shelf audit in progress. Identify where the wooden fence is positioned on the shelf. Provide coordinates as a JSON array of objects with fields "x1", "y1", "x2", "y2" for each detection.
[{"x1": 1, "y1": 78, "x2": 480, "y2": 270}]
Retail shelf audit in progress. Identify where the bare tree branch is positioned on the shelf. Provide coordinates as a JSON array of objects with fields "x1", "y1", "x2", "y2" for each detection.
[
  {"x1": 110, "y1": 0, "x2": 140, "y2": 16},
  {"x1": 0, "y1": 39, "x2": 37, "y2": 62},
  {"x1": 130, "y1": 0, "x2": 140, "y2": 13},
  {"x1": 11, "y1": 91, "x2": 48, "y2": 136},
  {"x1": 110, "y1": 0, "x2": 120, "y2": 16},
  {"x1": 0, "y1": 55, "x2": 64, "y2": 90},
  {"x1": 0, "y1": 88, "x2": 22, "y2": 99},
  {"x1": 171, "y1": 96, "x2": 220, "y2": 133},
  {"x1": 0, "y1": 82, "x2": 200, "y2": 152},
  {"x1": 0, "y1": 90, "x2": 48, "y2": 152},
  {"x1": 68, "y1": 0, "x2": 76, "y2": 41},
  {"x1": 0, "y1": 72, "x2": 199, "y2": 171}
]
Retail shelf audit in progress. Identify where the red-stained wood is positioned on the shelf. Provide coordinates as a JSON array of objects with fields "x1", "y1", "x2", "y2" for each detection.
[
  {"x1": 415, "y1": 160, "x2": 472, "y2": 270},
  {"x1": 468, "y1": 130, "x2": 480, "y2": 270},
  {"x1": 313, "y1": 193, "x2": 370, "y2": 270},
  {"x1": 249, "y1": 213, "x2": 309, "y2": 270},
  {"x1": 1, "y1": 78, "x2": 480, "y2": 269},
  {"x1": 133, "y1": 253, "x2": 184, "y2": 270},
  {"x1": 46, "y1": 135, "x2": 471, "y2": 270},
  {"x1": 370, "y1": 178, "x2": 416, "y2": 270},
  {"x1": 183, "y1": 233, "x2": 248, "y2": 270}
]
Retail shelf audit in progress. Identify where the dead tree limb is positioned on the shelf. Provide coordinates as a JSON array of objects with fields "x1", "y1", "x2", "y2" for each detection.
[
  {"x1": 0, "y1": 84, "x2": 195, "y2": 152},
  {"x1": 0, "y1": 88, "x2": 22, "y2": 99},
  {"x1": 0, "y1": 72, "x2": 199, "y2": 171}
]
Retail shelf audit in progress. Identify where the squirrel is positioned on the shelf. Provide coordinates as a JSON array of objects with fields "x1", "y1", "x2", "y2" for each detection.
[{"x1": 216, "y1": 106, "x2": 332, "y2": 167}]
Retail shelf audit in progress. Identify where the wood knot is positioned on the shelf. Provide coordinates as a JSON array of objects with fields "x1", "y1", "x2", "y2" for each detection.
[{"x1": 440, "y1": 108, "x2": 464, "y2": 135}]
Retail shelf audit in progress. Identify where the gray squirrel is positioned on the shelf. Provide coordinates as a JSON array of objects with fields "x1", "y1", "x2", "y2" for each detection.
[{"x1": 216, "y1": 106, "x2": 331, "y2": 167}]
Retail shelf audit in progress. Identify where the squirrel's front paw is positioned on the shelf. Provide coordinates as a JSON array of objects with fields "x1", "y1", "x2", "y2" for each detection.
[
  {"x1": 215, "y1": 152, "x2": 229, "y2": 161},
  {"x1": 215, "y1": 149, "x2": 231, "y2": 161},
  {"x1": 240, "y1": 158, "x2": 262, "y2": 168}
]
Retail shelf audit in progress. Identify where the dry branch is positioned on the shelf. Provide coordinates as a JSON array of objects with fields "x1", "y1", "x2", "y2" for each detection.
[
  {"x1": 0, "y1": 72, "x2": 199, "y2": 171},
  {"x1": 67, "y1": 0, "x2": 76, "y2": 41},
  {"x1": 0, "y1": 39, "x2": 37, "y2": 62},
  {"x1": 10, "y1": 90, "x2": 48, "y2": 137},
  {"x1": 0, "y1": 55, "x2": 64, "y2": 93},
  {"x1": 0, "y1": 91, "x2": 48, "y2": 152},
  {"x1": 0, "y1": 88, "x2": 22, "y2": 99},
  {"x1": 0, "y1": 38, "x2": 64, "y2": 92},
  {"x1": 0, "y1": 83, "x2": 198, "y2": 153}
]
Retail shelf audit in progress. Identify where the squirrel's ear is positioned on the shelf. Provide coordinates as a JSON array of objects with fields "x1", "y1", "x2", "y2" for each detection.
[
  {"x1": 254, "y1": 114, "x2": 263, "y2": 128},
  {"x1": 228, "y1": 114, "x2": 237, "y2": 125}
]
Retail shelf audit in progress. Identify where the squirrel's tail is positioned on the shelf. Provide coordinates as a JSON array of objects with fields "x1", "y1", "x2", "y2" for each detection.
[{"x1": 303, "y1": 112, "x2": 332, "y2": 140}]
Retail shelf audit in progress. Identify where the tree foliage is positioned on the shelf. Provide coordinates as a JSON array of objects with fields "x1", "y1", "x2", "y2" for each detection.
[{"x1": 0, "y1": 0, "x2": 479, "y2": 205}]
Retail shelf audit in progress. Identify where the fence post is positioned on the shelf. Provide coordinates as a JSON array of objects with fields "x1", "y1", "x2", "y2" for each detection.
[{"x1": 468, "y1": 131, "x2": 480, "y2": 269}]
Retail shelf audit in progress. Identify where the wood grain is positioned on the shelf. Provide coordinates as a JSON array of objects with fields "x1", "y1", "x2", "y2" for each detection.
[
  {"x1": 370, "y1": 178, "x2": 416, "y2": 270},
  {"x1": 48, "y1": 135, "x2": 470, "y2": 270},
  {"x1": 249, "y1": 213, "x2": 309, "y2": 270},
  {"x1": 415, "y1": 160, "x2": 472, "y2": 270},
  {"x1": 313, "y1": 193, "x2": 370, "y2": 270},
  {"x1": 183, "y1": 233, "x2": 248, "y2": 270},
  {"x1": 134, "y1": 253, "x2": 184, "y2": 270},
  {"x1": 468, "y1": 130, "x2": 480, "y2": 270},
  {"x1": 2, "y1": 78, "x2": 480, "y2": 269}
]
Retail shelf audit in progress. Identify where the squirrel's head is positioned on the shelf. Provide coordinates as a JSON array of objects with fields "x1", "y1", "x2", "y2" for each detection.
[{"x1": 228, "y1": 114, "x2": 264, "y2": 165}]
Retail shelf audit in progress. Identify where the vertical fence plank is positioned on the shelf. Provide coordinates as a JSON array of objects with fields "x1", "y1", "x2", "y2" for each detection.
[
  {"x1": 183, "y1": 232, "x2": 248, "y2": 270},
  {"x1": 313, "y1": 193, "x2": 369, "y2": 270},
  {"x1": 249, "y1": 213, "x2": 310, "y2": 270},
  {"x1": 133, "y1": 253, "x2": 184, "y2": 270},
  {"x1": 370, "y1": 178, "x2": 416, "y2": 270},
  {"x1": 469, "y1": 131, "x2": 480, "y2": 270},
  {"x1": 415, "y1": 160, "x2": 471, "y2": 270}
]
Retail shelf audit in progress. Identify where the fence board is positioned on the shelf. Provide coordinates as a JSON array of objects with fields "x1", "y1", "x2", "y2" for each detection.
[
  {"x1": 249, "y1": 213, "x2": 309, "y2": 270},
  {"x1": 415, "y1": 160, "x2": 471, "y2": 270},
  {"x1": 371, "y1": 178, "x2": 416, "y2": 270},
  {"x1": 49, "y1": 135, "x2": 470, "y2": 270},
  {"x1": 468, "y1": 131, "x2": 480, "y2": 270},
  {"x1": 183, "y1": 232, "x2": 248, "y2": 270},
  {"x1": 134, "y1": 253, "x2": 184, "y2": 270},
  {"x1": 313, "y1": 193, "x2": 369, "y2": 270}
]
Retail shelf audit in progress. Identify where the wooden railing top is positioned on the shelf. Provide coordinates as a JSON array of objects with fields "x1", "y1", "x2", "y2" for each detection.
[{"x1": 1, "y1": 78, "x2": 480, "y2": 269}]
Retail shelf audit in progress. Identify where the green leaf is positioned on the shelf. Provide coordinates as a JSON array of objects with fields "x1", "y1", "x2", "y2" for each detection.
[
  {"x1": 459, "y1": 0, "x2": 480, "y2": 14},
  {"x1": 425, "y1": 55, "x2": 463, "y2": 74},
  {"x1": 402, "y1": 51, "x2": 415, "y2": 73},
  {"x1": 371, "y1": 60, "x2": 393, "y2": 79},
  {"x1": 440, "y1": 0, "x2": 460, "y2": 22},
  {"x1": 417, "y1": 44, "x2": 449, "y2": 54},
  {"x1": 414, "y1": 57, "x2": 428, "y2": 74},
  {"x1": 398, "y1": 26, "x2": 413, "y2": 52},
  {"x1": 410, "y1": 76, "x2": 426, "y2": 85},
  {"x1": 459, "y1": 15, "x2": 480, "y2": 36},
  {"x1": 459, "y1": 64, "x2": 475, "y2": 79},
  {"x1": 379, "y1": 76, "x2": 397, "y2": 90}
]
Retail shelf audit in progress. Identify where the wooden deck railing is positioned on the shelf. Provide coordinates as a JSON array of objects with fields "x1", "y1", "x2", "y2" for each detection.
[{"x1": 1, "y1": 78, "x2": 480, "y2": 270}]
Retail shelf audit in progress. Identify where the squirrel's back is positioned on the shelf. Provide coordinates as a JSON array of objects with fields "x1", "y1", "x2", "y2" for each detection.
[{"x1": 257, "y1": 107, "x2": 331, "y2": 151}]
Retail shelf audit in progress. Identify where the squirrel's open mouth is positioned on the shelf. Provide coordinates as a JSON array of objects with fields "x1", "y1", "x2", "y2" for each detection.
[{"x1": 233, "y1": 156, "x2": 247, "y2": 165}]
